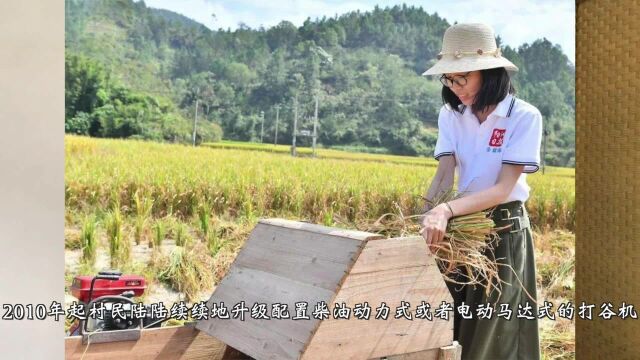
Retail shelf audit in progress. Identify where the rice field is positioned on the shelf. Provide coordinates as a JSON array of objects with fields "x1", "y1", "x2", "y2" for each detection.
[
  {"x1": 64, "y1": 135, "x2": 575, "y2": 358},
  {"x1": 203, "y1": 140, "x2": 438, "y2": 167},
  {"x1": 66, "y1": 136, "x2": 574, "y2": 230}
]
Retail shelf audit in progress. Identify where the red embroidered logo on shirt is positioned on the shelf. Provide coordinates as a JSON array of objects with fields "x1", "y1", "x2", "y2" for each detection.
[{"x1": 489, "y1": 128, "x2": 506, "y2": 147}]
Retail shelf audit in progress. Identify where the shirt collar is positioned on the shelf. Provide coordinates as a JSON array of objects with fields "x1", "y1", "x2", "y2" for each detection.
[{"x1": 460, "y1": 93, "x2": 516, "y2": 118}]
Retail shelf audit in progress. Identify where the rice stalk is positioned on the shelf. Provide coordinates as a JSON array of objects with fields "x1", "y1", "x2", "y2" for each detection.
[
  {"x1": 174, "y1": 222, "x2": 191, "y2": 247},
  {"x1": 105, "y1": 205, "x2": 129, "y2": 268},
  {"x1": 197, "y1": 200, "x2": 211, "y2": 238},
  {"x1": 80, "y1": 214, "x2": 97, "y2": 265},
  {"x1": 207, "y1": 230, "x2": 223, "y2": 257},
  {"x1": 133, "y1": 189, "x2": 153, "y2": 245},
  {"x1": 152, "y1": 219, "x2": 165, "y2": 249}
]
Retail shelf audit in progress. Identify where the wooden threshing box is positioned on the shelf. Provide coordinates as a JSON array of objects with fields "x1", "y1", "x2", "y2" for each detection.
[{"x1": 196, "y1": 218, "x2": 458, "y2": 360}]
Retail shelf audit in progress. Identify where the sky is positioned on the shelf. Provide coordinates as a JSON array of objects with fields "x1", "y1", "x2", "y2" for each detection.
[{"x1": 142, "y1": 0, "x2": 575, "y2": 63}]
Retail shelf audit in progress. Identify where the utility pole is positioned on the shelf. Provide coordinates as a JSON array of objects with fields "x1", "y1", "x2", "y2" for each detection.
[
  {"x1": 542, "y1": 128, "x2": 549, "y2": 174},
  {"x1": 260, "y1": 110, "x2": 265, "y2": 143},
  {"x1": 192, "y1": 98, "x2": 199, "y2": 146},
  {"x1": 312, "y1": 91, "x2": 319, "y2": 157},
  {"x1": 274, "y1": 104, "x2": 280, "y2": 145},
  {"x1": 291, "y1": 94, "x2": 298, "y2": 156}
]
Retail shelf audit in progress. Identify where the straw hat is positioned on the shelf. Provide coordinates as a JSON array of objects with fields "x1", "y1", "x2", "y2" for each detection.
[{"x1": 422, "y1": 23, "x2": 518, "y2": 76}]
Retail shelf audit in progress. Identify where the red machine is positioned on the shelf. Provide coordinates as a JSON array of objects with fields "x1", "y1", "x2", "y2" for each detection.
[
  {"x1": 71, "y1": 274, "x2": 146, "y2": 303},
  {"x1": 67, "y1": 270, "x2": 163, "y2": 338}
]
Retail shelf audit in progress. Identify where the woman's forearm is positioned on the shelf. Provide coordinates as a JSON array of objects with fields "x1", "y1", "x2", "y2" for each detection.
[
  {"x1": 445, "y1": 184, "x2": 507, "y2": 217},
  {"x1": 424, "y1": 157, "x2": 455, "y2": 210},
  {"x1": 446, "y1": 164, "x2": 524, "y2": 216}
]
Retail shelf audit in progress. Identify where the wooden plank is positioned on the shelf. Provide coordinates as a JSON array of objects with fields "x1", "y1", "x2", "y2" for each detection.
[
  {"x1": 196, "y1": 265, "x2": 334, "y2": 360},
  {"x1": 349, "y1": 236, "x2": 430, "y2": 274},
  {"x1": 81, "y1": 328, "x2": 140, "y2": 344},
  {"x1": 301, "y1": 237, "x2": 453, "y2": 360},
  {"x1": 198, "y1": 220, "x2": 373, "y2": 360},
  {"x1": 245, "y1": 223, "x2": 365, "y2": 265},
  {"x1": 203, "y1": 265, "x2": 331, "y2": 341},
  {"x1": 234, "y1": 224, "x2": 365, "y2": 291},
  {"x1": 373, "y1": 343, "x2": 460, "y2": 360},
  {"x1": 259, "y1": 218, "x2": 383, "y2": 241},
  {"x1": 438, "y1": 341, "x2": 462, "y2": 360},
  {"x1": 65, "y1": 325, "x2": 228, "y2": 360},
  {"x1": 383, "y1": 348, "x2": 439, "y2": 360}
]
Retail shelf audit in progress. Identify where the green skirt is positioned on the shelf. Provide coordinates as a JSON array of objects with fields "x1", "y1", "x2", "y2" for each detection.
[{"x1": 444, "y1": 202, "x2": 541, "y2": 360}]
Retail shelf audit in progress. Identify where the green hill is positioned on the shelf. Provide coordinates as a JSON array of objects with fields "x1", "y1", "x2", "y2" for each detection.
[{"x1": 65, "y1": 0, "x2": 575, "y2": 167}]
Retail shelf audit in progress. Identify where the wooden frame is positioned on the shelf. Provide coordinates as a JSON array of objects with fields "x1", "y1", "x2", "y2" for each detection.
[{"x1": 65, "y1": 325, "x2": 460, "y2": 360}]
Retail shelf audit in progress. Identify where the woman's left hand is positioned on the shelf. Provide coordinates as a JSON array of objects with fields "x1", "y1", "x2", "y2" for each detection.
[{"x1": 420, "y1": 204, "x2": 453, "y2": 253}]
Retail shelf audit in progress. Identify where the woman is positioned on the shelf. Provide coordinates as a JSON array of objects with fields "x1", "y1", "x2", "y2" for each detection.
[{"x1": 420, "y1": 23, "x2": 542, "y2": 360}]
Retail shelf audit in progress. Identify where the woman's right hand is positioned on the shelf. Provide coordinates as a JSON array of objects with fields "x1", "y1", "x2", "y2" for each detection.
[{"x1": 420, "y1": 203, "x2": 453, "y2": 254}]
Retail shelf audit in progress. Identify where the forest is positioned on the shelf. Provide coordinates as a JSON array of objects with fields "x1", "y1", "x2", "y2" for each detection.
[{"x1": 65, "y1": 0, "x2": 575, "y2": 166}]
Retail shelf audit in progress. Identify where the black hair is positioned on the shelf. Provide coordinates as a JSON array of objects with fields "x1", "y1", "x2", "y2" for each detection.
[{"x1": 441, "y1": 67, "x2": 515, "y2": 114}]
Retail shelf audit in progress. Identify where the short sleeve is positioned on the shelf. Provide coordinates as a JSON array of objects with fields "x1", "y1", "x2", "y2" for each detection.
[
  {"x1": 433, "y1": 106, "x2": 455, "y2": 160},
  {"x1": 502, "y1": 110, "x2": 543, "y2": 173}
]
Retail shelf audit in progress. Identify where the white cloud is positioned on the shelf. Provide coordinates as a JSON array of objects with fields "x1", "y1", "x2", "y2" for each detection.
[
  {"x1": 142, "y1": 0, "x2": 574, "y2": 62},
  {"x1": 207, "y1": 0, "x2": 374, "y2": 30},
  {"x1": 429, "y1": 0, "x2": 575, "y2": 63}
]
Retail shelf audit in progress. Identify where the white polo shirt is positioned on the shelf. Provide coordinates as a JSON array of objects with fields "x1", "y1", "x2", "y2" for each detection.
[{"x1": 433, "y1": 93, "x2": 543, "y2": 202}]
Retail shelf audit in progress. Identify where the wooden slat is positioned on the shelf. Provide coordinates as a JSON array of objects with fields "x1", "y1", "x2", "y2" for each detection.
[
  {"x1": 199, "y1": 265, "x2": 330, "y2": 345},
  {"x1": 349, "y1": 236, "x2": 430, "y2": 274},
  {"x1": 233, "y1": 223, "x2": 365, "y2": 290},
  {"x1": 258, "y1": 218, "x2": 383, "y2": 241},
  {"x1": 65, "y1": 325, "x2": 228, "y2": 360},
  {"x1": 246, "y1": 223, "x2": 366, "y2": 265},
  {"x1": 380, "y1": 342, "x2": 461, "y2": 360},
  {"x1": 301, "y1": 237, "x2": 453, "y2": 360},
  {"x1": 383, "y1": 348, "x2": 439, "y2": 360}
]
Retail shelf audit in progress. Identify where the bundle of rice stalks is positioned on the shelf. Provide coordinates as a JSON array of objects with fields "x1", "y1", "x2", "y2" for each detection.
[
  {"x1": 432, "y1": 210, "x2": 504, "y2": 298},
  {"x1": 338, "y1": 190, "x2": 515, "y2": 300},
  {"x1": 64, "y1": 228, "x2": 83, "y2": 250},
  {"x1": 156, "y1": 243, "x2": 214, "y2": 302},
  {"x1": 540, "y1": 324, "x2": 575, "y2": 360}
]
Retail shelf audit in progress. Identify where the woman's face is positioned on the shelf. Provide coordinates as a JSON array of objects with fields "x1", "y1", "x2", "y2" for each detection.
[{"x1": 443, "y1": 70, "x2": 482, "y2": 106}]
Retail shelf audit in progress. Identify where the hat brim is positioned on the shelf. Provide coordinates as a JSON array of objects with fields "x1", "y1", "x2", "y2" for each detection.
[{"x1": 422, "y1": 56, "x2": 518, "y2": 76}]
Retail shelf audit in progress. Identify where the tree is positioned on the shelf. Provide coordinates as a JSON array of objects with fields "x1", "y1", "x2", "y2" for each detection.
[
  {"x1": 520, "y1": 38, "x2": 571, "y2": 83},
  {"x1": 65, "y1": 53, "x2": 109, "y2": 119},
  {"x1": 522, "y1": 81, "x2": 568, "y2": 119},
  {"x1": 66, "y1": 112, "x2": 92, "y2": 135},
  {"x1": 196, "y1": 121, "x2": 224, "y2": 144},
  {"x1": 266, "y1": 21, "x2": 298, "y2": 50}
]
